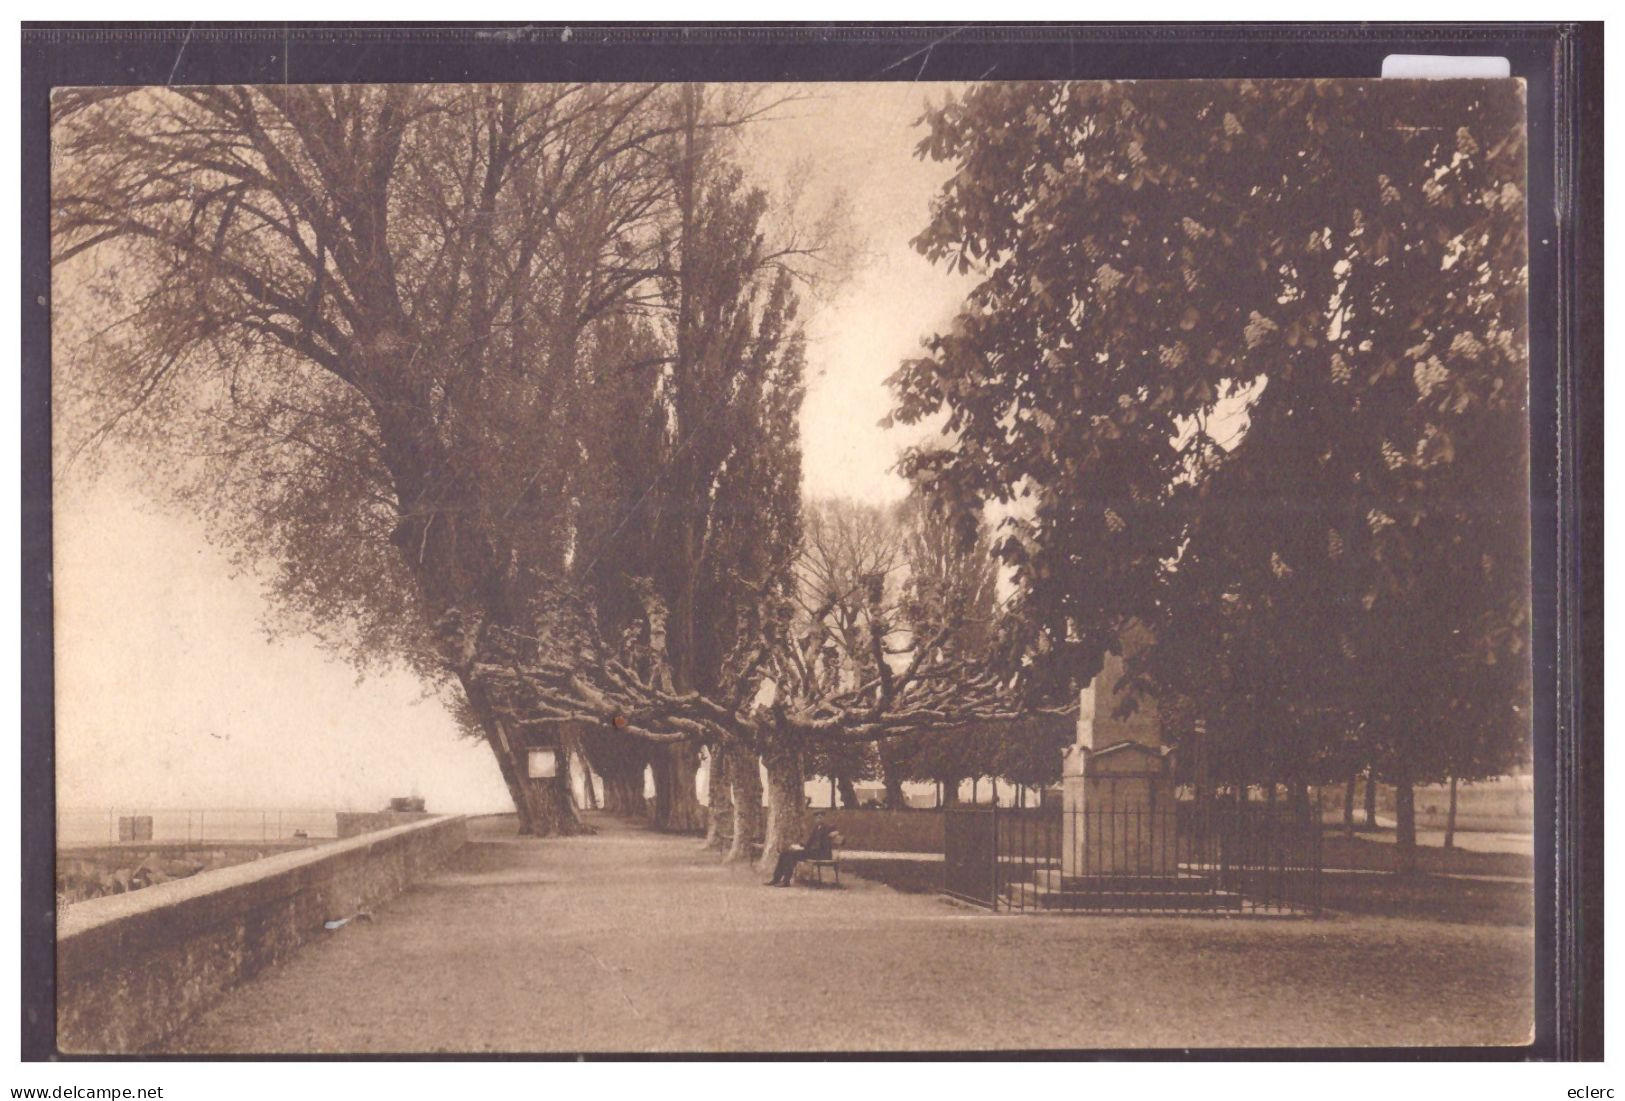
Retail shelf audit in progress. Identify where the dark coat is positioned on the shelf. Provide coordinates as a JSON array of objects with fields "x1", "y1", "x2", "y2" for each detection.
[{"x1": 802, "y1": 822, "x2": 836, "y2": 860}]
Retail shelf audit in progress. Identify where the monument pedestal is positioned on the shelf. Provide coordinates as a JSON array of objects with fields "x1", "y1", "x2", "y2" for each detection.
[{"x1": 1060, "y1": 672, "x2": 1177, "y2": 879}]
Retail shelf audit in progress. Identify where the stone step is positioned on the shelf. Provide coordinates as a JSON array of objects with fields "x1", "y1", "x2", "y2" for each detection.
[
  {"x1": 1001, "y1": 882, "x2": 1245, "y2": 912},
  {"x1": 1030, "y1": 869, "x2": 1215, "y2": 893}
]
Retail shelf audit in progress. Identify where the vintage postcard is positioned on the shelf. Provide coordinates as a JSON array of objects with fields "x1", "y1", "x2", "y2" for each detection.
[{"x1": 48, "y1": 74, "x2": 1536, "y2": 1055}]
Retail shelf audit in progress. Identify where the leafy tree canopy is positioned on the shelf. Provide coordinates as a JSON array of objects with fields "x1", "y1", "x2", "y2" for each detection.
[{"x1": 892, "y1": 79, "x2": 1530, "y2": 797}]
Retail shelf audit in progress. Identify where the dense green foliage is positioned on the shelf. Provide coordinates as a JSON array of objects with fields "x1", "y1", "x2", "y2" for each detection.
[{"x1": 891, "y1": 80, "x2": 1531, "y2": 834}]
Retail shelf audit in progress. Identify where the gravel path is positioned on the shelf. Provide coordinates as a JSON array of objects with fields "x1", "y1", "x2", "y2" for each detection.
[{"x1": 159, "y1": 813, "x2": 1533, "y2": 1054}]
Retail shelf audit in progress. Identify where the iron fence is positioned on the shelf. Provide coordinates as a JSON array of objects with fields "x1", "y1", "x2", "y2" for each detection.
[
  {"x1": 942, "y1": 806, "x2": 999, "y2": 906},
  {"x1": 943, "y1": 801, "x2": 1322, "y2": 916}
]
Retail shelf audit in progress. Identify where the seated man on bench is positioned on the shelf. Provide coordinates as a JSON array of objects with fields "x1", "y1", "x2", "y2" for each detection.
[{"x1": 766, "y1": 811, "x2": 841, "y2": 887}]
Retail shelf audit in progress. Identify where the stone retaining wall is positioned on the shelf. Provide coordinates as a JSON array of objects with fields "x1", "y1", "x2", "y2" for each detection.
[
  {"x1": 57, "y1": 815, "x2": 467, "y2": 1053},
  {"x1": 334, "y1": 809, "x2": 431, "y2": 838}
]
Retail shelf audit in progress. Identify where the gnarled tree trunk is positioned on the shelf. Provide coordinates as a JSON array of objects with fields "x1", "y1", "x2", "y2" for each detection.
[
  {"x1": 652, "y1": 742, "x2": 707, "y2": 834},
  {"x1": 577, "y1": 757, "x2": 601, "y2": 810},
  {"x1": 1444, "y1": 774, "x2": 1459, "y2": 850},
  {"x1": 703, "y1": 747, "x2": 733, "y2": 851},
  {"x1": 880, "y1": 741, "x2": 910, "y2": 810},
  {"x1": 837, "y1": 775, "x2": 860, "y2": 809},
  {"x1": 521, "y1": 775, "x2": 585, "y2": 837},
  {"x1": 565, "y1": 724, "x2": 599, "y2": 812},
  {"x1": 458, "y1": 672, "x2": 584, "y2": 836},
  {"x1": 726, "y1": 745, "x2": 765, "y2": 864},
  {"x1": 599, "y1": 759, "x2": 649, "y2": 817},
  {"x1": 758, "y1": 742, "x2": 808, "y2": 875},
  {"x1": 1394, "y1": 760, "x2": 1418, "y2": 875},
  {"x1": 883, "y1": 774, "x2": 907, "y2": 809},
  {"x1": 583, "y1": 729, "x2": 649, "y2": 819}
]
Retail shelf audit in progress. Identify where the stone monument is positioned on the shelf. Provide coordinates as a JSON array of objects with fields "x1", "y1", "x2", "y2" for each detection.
[{"x1": 1059, "y1": 649, "x2": 1176, "y2": 878}]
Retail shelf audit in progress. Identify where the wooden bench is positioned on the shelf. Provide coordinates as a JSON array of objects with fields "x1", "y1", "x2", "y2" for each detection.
[{"x1": 803, "y1": 845, "x2": 842, "y2": 887}]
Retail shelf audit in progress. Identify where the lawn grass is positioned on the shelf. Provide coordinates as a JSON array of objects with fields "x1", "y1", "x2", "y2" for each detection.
[
  {"x1": 827, "y1": 806, "x2": 1067, "y2": 855},
  {"x1": 1320, "y1": 872, "x2": 1532, "y2": 927},
  {"x1": 1320, "y1": 833, "x2": 1532, "y2": 878}
]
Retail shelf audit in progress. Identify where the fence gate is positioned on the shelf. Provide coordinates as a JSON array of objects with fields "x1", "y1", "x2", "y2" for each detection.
[{"x1": 942, "y1": 807, "x2": 998, "y2": 907}]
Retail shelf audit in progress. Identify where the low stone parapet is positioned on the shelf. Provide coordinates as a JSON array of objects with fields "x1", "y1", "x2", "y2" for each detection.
[
  {"x1": 334, "y1": 809, "x2": 431, "y2": 838},
  {"x1": 57, "y1": 814, "x2": 467, "y2": 1053}
]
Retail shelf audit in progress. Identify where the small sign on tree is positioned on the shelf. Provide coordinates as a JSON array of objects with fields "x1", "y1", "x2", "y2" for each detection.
[{"x1": 528, "y1": 749, "x2": 558, "y2": 779}]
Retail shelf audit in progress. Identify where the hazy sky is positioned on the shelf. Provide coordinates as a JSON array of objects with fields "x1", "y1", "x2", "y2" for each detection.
[
  {"x1": 53, "y1": 83, "x2": 974, "y2": 815},
  {"x1": 54, "y1": 475, "x2": 510, "y2": 812},
  {"x1": 742, "y1": 83, "x2": 974, "y2": 505}
]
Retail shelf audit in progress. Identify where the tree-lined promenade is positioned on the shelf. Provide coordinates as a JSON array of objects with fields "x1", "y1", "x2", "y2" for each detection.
[
  {"x1": 157, "y1": 814, "x2": 1534, "y2": 1053},
  {"x1": 53, "y1": 79, "x2": 1530, "y2": 877}
]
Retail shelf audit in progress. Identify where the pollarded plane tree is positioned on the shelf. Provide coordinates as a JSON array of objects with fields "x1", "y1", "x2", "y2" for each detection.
[
  {"x1": 795, "y1": 499, "x2": 904, "y2": 811},
  {"x1": 793, "y1": 495, "x2": 1046, "y2": 815},
  {"x1": 726, "y1": 490, "x2": 1067, "y2": 866},
  {"x1": 51, "y1": 82, "x2": 806, "y2": 835},
  {"x1": 442, "y1": 522, "x2": 1074, "y2": 872},
  {"x1": 887, "y1": 494, "x2": 1012, "y2": 804}
]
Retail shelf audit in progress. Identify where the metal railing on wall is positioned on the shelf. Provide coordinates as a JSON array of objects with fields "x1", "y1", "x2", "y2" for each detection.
[{"x1": 55, "y1": 808, "x2": 341, "y2": 847}]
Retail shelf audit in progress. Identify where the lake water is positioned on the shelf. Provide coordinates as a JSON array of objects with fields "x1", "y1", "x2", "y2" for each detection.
[{"x1": 57, "y1": 808, "x2": 340, "y2": 847}]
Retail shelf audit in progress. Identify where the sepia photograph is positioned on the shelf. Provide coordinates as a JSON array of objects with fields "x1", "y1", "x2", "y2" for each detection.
[{"x1": 43, "y1": 66, "x2": 1543, "y2": 1056}]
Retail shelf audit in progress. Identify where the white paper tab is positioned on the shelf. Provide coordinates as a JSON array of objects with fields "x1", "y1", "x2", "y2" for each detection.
[{"x1": 1381, "y1": 54, "x2": 1512, "y2": 79}]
